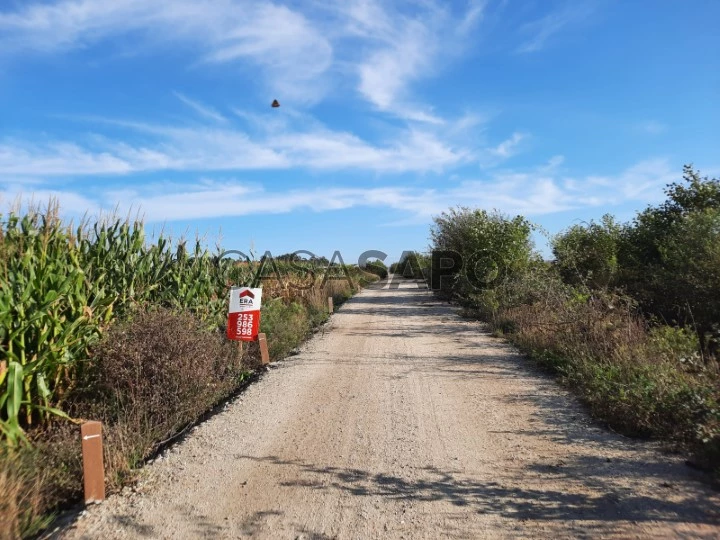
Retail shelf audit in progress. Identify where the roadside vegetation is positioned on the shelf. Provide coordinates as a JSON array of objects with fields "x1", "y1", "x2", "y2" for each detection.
[
  {"x1": 0, "y1": 204, "x2": 377, "y2": 539},
  {"x1": 389, "y1": 252, "x2": 428, "y2": 279},
  {"x1": 428, "y1": 166, "x2": 720, "y2": 475},
  {"x1": 362, "y1": 259, "x2": 389, "y2": 279}
]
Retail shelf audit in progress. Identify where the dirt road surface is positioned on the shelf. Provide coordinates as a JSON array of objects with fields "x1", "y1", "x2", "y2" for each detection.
[{"x1": 62, "y1": 279, "x2": 719, "y2": 539}]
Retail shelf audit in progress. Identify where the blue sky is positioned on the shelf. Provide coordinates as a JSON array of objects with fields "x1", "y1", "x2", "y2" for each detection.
[{"x1": 1, "y1": 0, "x2": 718, "y2": 263}]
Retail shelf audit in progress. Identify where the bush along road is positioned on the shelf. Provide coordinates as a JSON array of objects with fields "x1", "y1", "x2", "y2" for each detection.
[{"x1": 62, "y1": 279, "x2": 719, "y2": 539}]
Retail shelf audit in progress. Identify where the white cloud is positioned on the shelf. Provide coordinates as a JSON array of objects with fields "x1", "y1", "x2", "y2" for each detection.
[
  {"x1": 339, "y1": 0, "x2": 485, "y2": 121},
  {"x1": 199, "y1": 3, "x2": 333, "y2": 102},
  {"x1": 0, "y1": 186, "x2": 101, "y2": 216},
  {"x1": 0, "y1": 140, "x2": 132, "y2": 175},
  {"x1": 356, "y1": 20, "x2": 432, "y2": 110},
  {"x1": 540, "y1": 155, "x2": 565, "y2": 173},
  {"x1": 458, "y1": 0, "x2": 487, "y2": 36},
  {"x1": 2, "y1": 158, "x2": 684, "y2": 223},
  {"x1": 516, "y1": 3, "x2": 596, "y2": 53},
  {"x1": 0, "y1": 0, "x2": 486, "y2": 118},
  {"x1": 583, "y1": 158, "x2": 676, "y2": 201},
  {"x1": 0, "y1": 0, "x2": 333, "y2": 103},
  {"x1": 0, "y1": 113, "x2": 474, "y2": 175},
  {"x1": 174, "y1": 92, "x2": 228, "y2": 123},
  {"x1": 488, "y1": 132, "x2": 527, "y2": 158}
]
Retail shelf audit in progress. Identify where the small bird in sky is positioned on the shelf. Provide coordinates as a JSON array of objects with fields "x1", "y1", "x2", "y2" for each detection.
[{"x1": 271, "y1": 99, "x2": 280, "y2": 108}]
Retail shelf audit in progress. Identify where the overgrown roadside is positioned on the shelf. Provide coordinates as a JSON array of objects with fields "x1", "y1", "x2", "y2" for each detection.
[
  {"x1": 424, "y1": 166, "x2": 720, "y2": 477},
  {"x1": 3, "y1": 281, "x2": 375, "y2": 540},
  {"x1": 61, "y1": 280, "x2": 720, "y2": 539},
  {"x1": 0, "y1": 205, "x2": 378, "y2": 539}
]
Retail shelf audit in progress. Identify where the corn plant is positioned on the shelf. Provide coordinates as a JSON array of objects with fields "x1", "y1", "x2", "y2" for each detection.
[
  {"x1": 0, "y1": 207, "x2": 236, "y2": 441},
  {"x1": 0, "y1": 203, "x2": 366, "y2": 443},
  {"x1": 0, "y1": 211, "x2": 111, "y2": 442}
]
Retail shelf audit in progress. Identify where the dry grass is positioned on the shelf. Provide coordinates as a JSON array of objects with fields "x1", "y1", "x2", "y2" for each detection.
[
  {"x1": 69, "y1": 309, "x2": 250, "y2": 490},
  {"x1": 464, "y1": 270, "x2": 720, "y2": 471},
  {"x1": 0, "y1": 448, "x2": 53, "y2": 540}
]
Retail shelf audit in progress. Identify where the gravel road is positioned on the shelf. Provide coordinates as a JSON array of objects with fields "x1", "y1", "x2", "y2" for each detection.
[{"x1": 62, "y1": 278, "x2": 719, "y2": 539}]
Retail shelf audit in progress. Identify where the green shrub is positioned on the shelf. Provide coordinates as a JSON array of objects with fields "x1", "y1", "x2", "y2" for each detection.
[
  {"x1": 390, "y1": 252, "x2": 428, "y2": 279},
  {"x1": 648, "y1": 326, "x2": 703, "y2": 368},
  {"x1": 430, "y1": 207, "x2": 535, "y2": 295},
  {"x1": 470, "y1": 270, "x2": 720, "y2": 468},
  {"x1": 260, "y1": 299, "x2": 312, "y2": 359},
  {"x1": 617, "y1": 166, "x2": 720, "y2": 353},
  {"x1": 552, "y1": 214, "x2": 621, "y2": 289},
  {"x1": 363, "y1": 260, "x2": 388, "y2": 279}
]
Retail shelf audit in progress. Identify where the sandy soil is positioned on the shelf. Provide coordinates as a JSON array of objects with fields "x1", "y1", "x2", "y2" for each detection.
[{"x1": 60, "y1": 278, "x2": 719, "y2": 539}]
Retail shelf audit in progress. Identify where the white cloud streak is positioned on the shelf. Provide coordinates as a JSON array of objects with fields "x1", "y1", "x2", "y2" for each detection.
[
  {"x1": 173, "y1": 92, "x2": 228, "y2": 123},
  {"x1": 516, "y1": 3, "x2": 596, "y2": 53},
  {"x1": 0, "y1": 0, "x2": 333, "y2": 103},
  {"x1": 0, "y1": 113, "x2": 477, "y2": 175},
  {"x1": 488, "y1": 132, "x2": 527, "y2": 158},
  {"x1": 330, "y1": 0, "x2": 487, "y2": 122},
  {"x1": 2, "y1": 158, "x2": 681, "y2": 223},
  {"x1": 0, "y1": 0, "x2": 482, "y2": 113}
]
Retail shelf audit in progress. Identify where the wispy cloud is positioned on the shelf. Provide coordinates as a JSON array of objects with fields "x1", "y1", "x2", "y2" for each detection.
[
  {"x1": 173, "y1": 92, "x2": 228, "y2": 123},
  {"x1": 0, "y1": 0, "x2": 492, "y2": 124},
  {"x1": 488, "y1": 132, "x2": 528, "y2": 158},
  {"x1": 583, "y1": 158, "x2": 676, "y2": 200},
  {"x1": 355, "y1": 19, "x2": 433, "y2": 113},
  {"x1": 458, "y1": 0, "x2": 488, "y2": 36},
  {"x1": 0, "y1": 111, "x2": 476, "y2": 175},
  {"x1": 0, "y1": 0, "x2": 333, "y2": 103},
  {"x1": 335, "y1": 0, "x2": 486, "y2": 122},
  {"x1": 2, "y1": 158, "x2": 681, "y2": 222},
  {"x1": 0, "y1": 0, "x2": 486, "y2": 113},
  {"x1": 0, "y1": 140, "x2": 133, "y2": 175},
  {"x1": 516, "y1": 3, "x2": 596, "y2": 53}
]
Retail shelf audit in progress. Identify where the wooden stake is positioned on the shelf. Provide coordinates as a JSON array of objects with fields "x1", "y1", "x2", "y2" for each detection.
[
  {"x1": 328, "y1": 296, "x2": 334, "y2": 314},
  {"x1": 258, "y1": 333, "x2": 270, "y2": 365},
  {"x1": 237, "y1": 340, "x2": 245, "y2": 369},
  {"x1": 80, "y1": 421, "x2": 105, "y2": 504}
]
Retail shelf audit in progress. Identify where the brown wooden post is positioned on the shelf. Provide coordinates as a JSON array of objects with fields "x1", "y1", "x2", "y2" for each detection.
[
  {"x1": 328, "y1": 296, "x2": 334, "y2": 314},
  {"x1": 80, "y1": 421, "x2": 105, "y2": 504},
  {"x1": 258, "y1": 333, "x2": 270, "y2": 365}
]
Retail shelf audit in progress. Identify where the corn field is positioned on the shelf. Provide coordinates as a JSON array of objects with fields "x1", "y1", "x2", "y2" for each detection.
[
  {"x1": 0, "y1": 205, "x2": 239, "y2": 443},
  {"x1": 0, "y1": 205, "x2": 372, "y2": 445}
]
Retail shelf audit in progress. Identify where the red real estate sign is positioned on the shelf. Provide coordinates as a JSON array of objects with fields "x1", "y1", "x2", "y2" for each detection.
[{"x1": 227, "y1": 287, "x2": 262, "y2": 341}]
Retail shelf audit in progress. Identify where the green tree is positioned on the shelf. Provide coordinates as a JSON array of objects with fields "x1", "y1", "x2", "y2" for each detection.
[
  {"x1": 552, "y1": 214, "x2": 622, "y2": 289},
  {"x1": 430, "y1": 207, "x2": 535, "y2": 294},
  {"x1": 618, "y1": 165, "x2": 720, "y2": 352}
]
